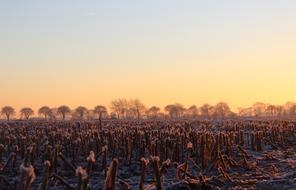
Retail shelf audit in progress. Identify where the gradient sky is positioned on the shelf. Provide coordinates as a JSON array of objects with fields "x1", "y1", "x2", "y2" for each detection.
[{"x1": 1, "y1": 0, "x2": 296, "y2": 112}]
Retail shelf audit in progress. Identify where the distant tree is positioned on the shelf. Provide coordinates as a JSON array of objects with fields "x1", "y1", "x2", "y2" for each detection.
[
  {"x1": 288, "y1": 105, "x2": 296, "y2": 116},
  {"x1": 187, "y1": 105, "x2": 199, "y2": 118},
  {"x1": 75, "y1": 106, "x2": 87, "y2": 119},
  {"x1": 1, "y1": 106, "x2": 15, "y2": 121},
  {"x1": 110, "y1": 99, "x2": 128, "y2": 119},
  {"x1": 165, "y1": 104, "x2": 178, "y2": 118},
  {"x1": 213, "y1": 102, "x2": 231, "y2": 117},
  {"x1": 48, "y1": 108, "x2": 58, "y2": 120},
  {"x1": 252, "y1": 102, "x2": 266, "y2": 117},
  {"x1": 57, "y1": 105, "x2": 71, "y2": 120},
  {"x1": 85, "y1": 110, "x2": 95, "y2": 120},
  {"x1": 38, "y1": 106, "x2": 52, "y2": 119},
  {"x1": 200, "y1": 104, "x2": 213, "y2": 117},
  {"x1": 126, "y1": 107, "x2": 138, "y2": 119},
  {"x1": 165, "y1": 103, "x2": 185, "y2": 118},
  {"x1": 129, "y1": 99, "x2": 146, "y2": 119},
  {"x1": 228, "y1": 111, "x2": 237, "y2": 117},
  {"x1": 284, "y1": 102, "x2": 296, "y2": 115},
  {"x1": 238, "y1": 107, "x2": 253, "y2": 117},
  {"x1": 175, "y1": 103, "x2": 186, "y2": 117},
  {"x1": 94, "y1": 105, "x2": 108, "y2": 119},
  {"x1": 20, "y1": 107, "x2": 34, "y2": 120},
  {"x1": 275, "y1": 105, "x2": 284, "y2": 116},
  {"x1": 110, "y1": 112, "x2": 118, "y2": 119},
  {"x1": 148, "y1": 106, "x2": 160, "y2": 118},
  {"x1": 265, "y1": 105, "x2": 276, "y2": 116}
]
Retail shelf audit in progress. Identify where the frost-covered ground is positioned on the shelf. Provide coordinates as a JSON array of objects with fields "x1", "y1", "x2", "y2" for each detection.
[{"x1": 0, "y1": 119, "x2": 295, "y2": 190}]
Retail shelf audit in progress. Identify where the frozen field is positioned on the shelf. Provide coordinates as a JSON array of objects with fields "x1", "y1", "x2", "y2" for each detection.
[{"x1": 0, "y1": 119, "x2": 295, "y2": 190}]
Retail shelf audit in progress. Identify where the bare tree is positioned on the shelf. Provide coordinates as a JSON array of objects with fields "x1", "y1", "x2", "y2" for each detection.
[
  {"x1": 110, "y1": 99, "x2": 128, "y2": 119},
  {"x1": 75, "y1": 106, "x2": 88, "y2": 119},
  {"x1": 187, "y1": 105, "x2": 199, "y2": 118},
  {"x1": 213, "y1": 102, "x2": 231, "y2": 117},
  {"x1": 252, "y1": 102, "x2": 266, "y2": 117},
  {"x1": 288, "y1": 104, "x2": 296, "y2": 116},
  {"x1": 38, "y1": 106, "x2": 52, "y2": 119},
  {"x1": 147, "y1": 106, "x2": 160, "y2": 118},
  {"x1": 57, "y1": 105, "x2": 71, "y2": 120},
  {"x1": 110, "y1": 112, "x2": 118, "y2": 119},
  {"x1": 20, "y1": 107, "x2": 34, "y2": 120},
  {"x1": 238, "y1": 107, "x2": 253, "y2": 117},
  {"x1": 94, "y1": 105, "x2": 108, "y2": 119},
  {"x1": 165, "y1": 103, "x2": 185, "y2": 118},
  {"x1": 284, "y1": 102, "x2": 296, "y2": 115},
  {"x1": 126, "y1": 107, "x2": 138, "y2": 119},
  {"x1": 275, "y1": 105, "x2": 284, "y2": 116},
  {"x1": 48, "y1": 108, "x2": 58, "y2": 120},
  {"x1": 129, "y1": 99, "x2": 146, "y2": 119},
  {"x1": 199, "y1": 104, "x2": 213, "y2": 118},
  {"x1": 176, "y1": 103, "x2": 186, "y2": 117},
  {"x1": 1, "y1": 106, "x2": 15, "y2": 121},
  {"x1": 164, "y1": 104, "x2": 178, "y2": 118},
  {"x1": 265, "y1": 105, "x2": 276, "y2": 116}
]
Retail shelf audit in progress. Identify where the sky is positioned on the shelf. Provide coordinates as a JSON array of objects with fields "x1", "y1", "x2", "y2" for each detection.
[{"x1": 0, "y1": 0, "x2": 296, "y2": 113}]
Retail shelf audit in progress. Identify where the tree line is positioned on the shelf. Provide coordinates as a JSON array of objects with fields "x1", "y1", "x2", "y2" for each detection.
[{"x1": 1, "y1": 99, "x2": 296, "y2": 121}]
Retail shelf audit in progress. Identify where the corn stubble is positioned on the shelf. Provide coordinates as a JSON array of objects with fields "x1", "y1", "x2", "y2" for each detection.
[{"x1": 0, "y1": 119, "x2": 295, "y2": 189}]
